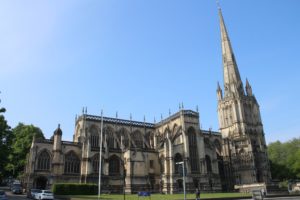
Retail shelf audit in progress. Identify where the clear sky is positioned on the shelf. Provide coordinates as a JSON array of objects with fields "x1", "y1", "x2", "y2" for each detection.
[{"x1": 0, "y1": 0, "x2": 299, "y2": 144}]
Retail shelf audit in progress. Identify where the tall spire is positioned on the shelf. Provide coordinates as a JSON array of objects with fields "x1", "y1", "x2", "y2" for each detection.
[{"x1": 219, "y1": 8, "x2": 244, "y2": 97}]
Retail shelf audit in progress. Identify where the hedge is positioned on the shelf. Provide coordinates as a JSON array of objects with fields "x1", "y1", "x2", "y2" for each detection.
[{"x1": 52, "y1": 183, "x2": 98, "y2": 195}]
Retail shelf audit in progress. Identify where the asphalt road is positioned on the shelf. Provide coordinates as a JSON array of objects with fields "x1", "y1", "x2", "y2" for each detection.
[
  {"x1": 1, "y1": 186, "x2": 299, "y2": 200},
  {"x1": 6, "y1": 190, "x2": 27, "y2": 200},
  {"x1": 6, "y1": 194, "x2": 300, "y2": 200}
]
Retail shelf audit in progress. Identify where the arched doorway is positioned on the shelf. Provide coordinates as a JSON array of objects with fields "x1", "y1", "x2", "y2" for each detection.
[{"x1": 35, "y1": 176, "x2": 48, "y2": 189}]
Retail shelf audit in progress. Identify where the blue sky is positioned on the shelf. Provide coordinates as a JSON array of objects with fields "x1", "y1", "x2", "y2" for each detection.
[{"x1": 0, "y1": 0, "x2": 299, "y2": 143}]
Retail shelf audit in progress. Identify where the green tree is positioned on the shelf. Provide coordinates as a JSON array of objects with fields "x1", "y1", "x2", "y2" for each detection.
[
  {"x1": 268, "y1": 138, "x2": 300, "y2": 180},
  {"x1": 8, "y1": 123, "x2": 44, "y2": 178},
  {"x1": 0, "y1": 99, "x2": 13, "y2": 184}
]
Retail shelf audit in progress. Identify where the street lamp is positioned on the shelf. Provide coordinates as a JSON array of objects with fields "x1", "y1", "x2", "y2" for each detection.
[
  {"x1": 176, "y1": 161, "x2": 186, "y2": 200},
  {"x1": 122, "y1": 160, "x2": 126, "y2": 200}
]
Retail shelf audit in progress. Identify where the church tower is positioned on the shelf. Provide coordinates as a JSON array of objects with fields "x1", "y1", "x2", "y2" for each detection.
[{"x1": 216, "y1": 8, "x2": 271, "y2": 188}]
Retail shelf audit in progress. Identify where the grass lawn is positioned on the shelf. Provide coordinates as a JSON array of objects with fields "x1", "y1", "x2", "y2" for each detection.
[{"x1": 67, "y1": 192, "x2": 251, "y2": 200}]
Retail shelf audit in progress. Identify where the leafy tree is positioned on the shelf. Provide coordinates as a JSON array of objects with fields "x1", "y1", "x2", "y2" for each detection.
[
  {"x1": 268, "y1": 138, "x2": 300, "y2": 180},
  {"x1": 8, "y1": 123, "x2": 44, "y2": 178},
  {"x1": 0, "y1": 98, "x2": 13, "y2": 184}
]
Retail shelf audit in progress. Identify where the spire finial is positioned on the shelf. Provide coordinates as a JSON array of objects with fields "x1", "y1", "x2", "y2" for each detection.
[
  {"x1": 169, "y1": 109, "x2": 171, "y2": 116},
  {"x1": 82, "y1": 107, "x2": 84, "y2": 114},
  {"x1": 130, "y1": 113, "x2": 132, "y2": 121},
  {"x1": 246, "y1": 78, "x2": 250, "y2": 86},
  {"x1": 161, "y1": 114, "x2": 163, "y2": 121},
  {"x1": 179, "y1": 103, "x2": 181, "y2": 110},
  {"x1": 116, "y1": 111, "x2": 118, "y2": 119},
  {"x1": 154, "y1": 116, "x2": 156, "y2": 123},
  {"x1": 85, "y1": 107, "x2": 87, "y2": 114},
  {"x1": 217, "y1": 81, "x2": 221, "y2": 91},
  {"x1": 181, "y1": 102, "x2": 184, "y2": 109},
  {"x1": 144, "y1": 115, "x2": 146, "y2": 123},
  {"x1": 196, "y1": 105, "x2": 199, "y2": 113},
  {"x1": 216, "y1": 0, "x2": 221, "y2": 10}
]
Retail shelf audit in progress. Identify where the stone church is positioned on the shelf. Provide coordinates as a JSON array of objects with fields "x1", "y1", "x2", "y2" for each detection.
[{"x1": 24, "y1": 8, "x2": 271, "y2": 193}]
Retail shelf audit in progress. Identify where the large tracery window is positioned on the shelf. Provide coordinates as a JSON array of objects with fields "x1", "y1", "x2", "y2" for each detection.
[
  {"x1": 90, "y1": 126, "x2": 99, "y2": 148},
  {"x1": 64, "y1": 151, "x2": 80, "y2": 174},
  {"x1": 174, "y1": 153, "x2": 183, "y2": 174},
  {"x1": 188, "y1": 127, "x2": 199, "y2": 172},
  {"x1": 108, "y1": 134, "x2": 114, "y2": 149},
  {"x1": 105, "y1": 127, "x2": 115, "y2": 149},
  {"x1": 205, "y1": 155, "x2": 212, "y2": 173},
  {"x1": 119, "y1": 128, "x2": 129, "y2": 149},
  {"x1": 109, "y1": 155, "x2": 120, "y2": 176},
  {"x1": 37, "y1": 150, "x2": 50, "y2": 171},
  {"x1": 133, "y1": 130, "x2": 143, "y2": 148},
  {"x1": 214, "y1": 139, "x2": 222, "y2": 155},
  {"x1": 159, "y1": 156, "x2": 165, "y2": 173},
  {"x1": 92, "y1": 154, "x2": 101, "y2": 173}
]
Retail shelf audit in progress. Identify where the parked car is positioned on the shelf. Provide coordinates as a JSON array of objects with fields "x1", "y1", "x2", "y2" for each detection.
[
  {"x1": 11, "y1": 185, "x2": 22, "y2": 194},
  {"x1": 34, "y1": 190, "x2": 54, "y2": 200},
  {"x1": 10, "y1": 182, "x2": 21, "y2": 191},
  {"x1": 27, "y1": 189, "x2": 41, "y2": 199},
  {"x1": 0, "y1": 190, "x2": 8, "y2": 200},
  {"x1": 252, "y1": 189, "x2": 264, "y2": 200}
]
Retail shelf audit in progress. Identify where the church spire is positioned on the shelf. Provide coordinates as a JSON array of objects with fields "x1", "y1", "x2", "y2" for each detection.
[{"x1": 219, "y1": 8, "x2": 244, "y2": 97}]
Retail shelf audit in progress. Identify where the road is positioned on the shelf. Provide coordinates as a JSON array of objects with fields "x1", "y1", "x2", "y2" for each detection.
[
  {"x1": 1, "y1": 186, "x2": 299, "y2": 200},
  {"x1": 6, "y1": 194, "x2": 300, "y2": 200},
  {"x1": 6, "y1": 190, "x2": 27, "y2": 200},
  {"x1": 0, "y1": 186, "x2": 54, "y2": 200}
]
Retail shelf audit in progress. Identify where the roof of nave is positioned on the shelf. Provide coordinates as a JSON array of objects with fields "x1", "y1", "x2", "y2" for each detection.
[
  {"x1": 34, "y1": 138, "x2": 81, "y2": 147},
  {"x1": 82, "y1": 114, "x2": 155, "y2": 128},
  {"x1": 201, "y1": 129, "x2": 221, "y2": 136},
  {"x1": 76, "y1": 109, "x2": 200, "y2": 129}
]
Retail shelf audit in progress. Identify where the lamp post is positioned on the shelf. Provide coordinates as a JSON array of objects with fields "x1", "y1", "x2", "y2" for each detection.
[
  {"x1": 176, "y1": 161, "x2": 186, "y2": 200},
  {"x1": 120, "y1": 135, "x2": 126, "y2": 200},
  {"x1": 123, "y1": 167, "x2": 126, "y2": 200}
]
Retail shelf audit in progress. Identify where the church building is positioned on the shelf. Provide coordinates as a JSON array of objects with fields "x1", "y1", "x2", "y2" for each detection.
[{"x1": 24, "y1": 8, "x2": 271, "y2": 194}]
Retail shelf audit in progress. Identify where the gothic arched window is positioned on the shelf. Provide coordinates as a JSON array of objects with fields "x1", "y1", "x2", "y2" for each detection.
[
  {"x1": 105, "y1": 127, "x2": 115, "y2": 149},
  {"x1": 90, "y1": 126, "x2": 99, "y2": 148},
  {"x1": 159, "y1": 156, "x2": 165, "y2": 173},
  {"x1": 132, "y1": 130, "x2": 143, "y2": 148},
  {"x1": 37, "y1": 150, "x2": 50, "y2": 171},
  {"x1": 92, "y1": 154, "x2": 100, "y2": 173},
  {"x1": 174, "y1": 153, "x2": 183, "y2": 174},
  {"x1": 214, "y1": 139, "x2": 222, "y2": 154},
  {"x1": 109, "y1": 155, "x2": 120, "y2": 176},
  {"x1": 188, "y1": 127, "x2": 199, "y2": 172},
  {"x1": 205, "y1": 155, "x2": 212, "y2": 173},
  {"x1": 64, "y1": 151, "x2": 80, "y2": 174},
  {"x1": 119, "y1": 128, "x2": 129, "y2": 149},
  {"x1": 144, "y1": 131, "x2": 151, "y2": 148}
]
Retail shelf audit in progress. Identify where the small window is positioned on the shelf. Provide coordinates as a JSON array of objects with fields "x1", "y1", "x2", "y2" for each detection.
[{"x1": 150, "y1": 160, "x2": 154, "y2": 168}]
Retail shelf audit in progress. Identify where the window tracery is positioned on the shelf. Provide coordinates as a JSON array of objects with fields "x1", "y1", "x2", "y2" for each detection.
[
  {"x1": 109, "y1": 155, "x2": 120, "y2": 176},
  {"x1": 37, "y1": 150, "x2": 50, "y2": 171},
  {"x1": 132, "y1": 130, "x2": 143, "y2": 148},
  {"x1": 64, "y1": 151, "x2": 80, "y2": 174},
  {"x1": 205, "y1": 155, "x2": 212, "y2": 173},
  {"x1": 188, "y1": 127, "x2": 199, "y2": 172},
  {"x1": 90, "y1": 126, "x2": 99, "y2": 148}
]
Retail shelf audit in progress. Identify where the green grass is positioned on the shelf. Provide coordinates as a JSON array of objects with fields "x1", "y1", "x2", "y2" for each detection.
[{"x1": 66, "y1": 192, "x2": 251, "y2": 200}]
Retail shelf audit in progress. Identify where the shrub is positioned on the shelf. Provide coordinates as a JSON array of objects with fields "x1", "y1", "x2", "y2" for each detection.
[{"x1": 52, "y1": 183, "x2": 98, "y2": 195}]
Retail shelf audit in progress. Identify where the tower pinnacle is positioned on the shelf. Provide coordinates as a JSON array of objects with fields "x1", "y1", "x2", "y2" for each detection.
[{"x1": 219, "y1": 8, "x2": 244, "y2": 97}]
